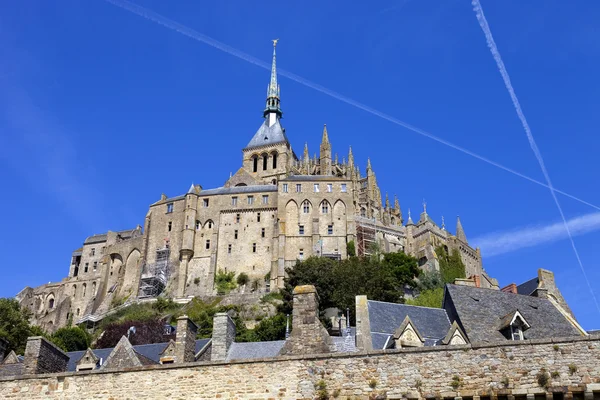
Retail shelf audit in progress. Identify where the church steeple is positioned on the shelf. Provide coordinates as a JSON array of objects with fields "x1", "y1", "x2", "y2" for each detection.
[
  {"x1": 264, "y1": 39, "x2": 282, "y2": 121},
  {"x1": 456, "y1": 216, "x2": 467, "y2": 242},
  {"x1": 320, "y1": 124, "x2": 332, "y2": 175}
]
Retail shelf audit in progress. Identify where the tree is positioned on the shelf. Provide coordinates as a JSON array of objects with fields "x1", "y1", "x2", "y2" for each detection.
[
  {"x1": 236, "y1": 273, "x2": 249, "y2": 287},
  {"x1": 382, "y1": 252, "x2": 420, "y2": 288},
  {"x1": 0, "y1": 298, "x2": 45, "y2": 355},
  {"x1": 436, "y1": 246, "x2": 466, "y2": 284},
  {"x1": 346, "y1": 240, "x2": 356, "y2": 257},
  {"x1": 51, "y1": 327, "x2": 91, "y2": 352},
  {"x1": 238, "y1": 313, "x2": 288, "y2": 342}
]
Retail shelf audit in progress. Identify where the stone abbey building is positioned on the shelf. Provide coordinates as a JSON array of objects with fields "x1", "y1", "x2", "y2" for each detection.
[{"x1": 17, "y1": 42, "x2": 495, "y2": 332}]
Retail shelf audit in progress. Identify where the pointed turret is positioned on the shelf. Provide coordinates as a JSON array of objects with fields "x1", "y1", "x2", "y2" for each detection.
[
  {"x1": 385, "y1": 193, "x2": 390, "y2": 209},
  {"x1": 367, "y1": 157, "x2": 372, "y2": 173},
  {"x1": 264, "y1": 39, "x2": 282, "y2": 120},
  {"x1": 456, "y1": 216, "x2": 467, "y2": 242},
  {"x1": 348, "y1": 146, "x2": 354, "y2": 168},
  {"x1": 406, "y1": 209, "x2": 414, "y2": 226},
  {"x1": 187, "y1": 182, "x2": 196, "y2": 194},
  {"x1": 320, "y1": 124, "x2": 332, "y2": 175},
  {"x1": 394, "y1": 195, "x2": 402, "y2": 223}
]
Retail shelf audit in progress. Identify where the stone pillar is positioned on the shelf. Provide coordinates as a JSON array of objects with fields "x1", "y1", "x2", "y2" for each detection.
[
  {"x1": 0, "y1": 338, "x2": 7, "y2": 363},
  {"x1": 175, "y1": 315, "x2": 198, "y2": 363},
  {"x1": 178, "y1": 251, "x2": 192, "y2": 297},
  {"x1": 211, "y1": 312, "x2": 236, "y2": 361},
  {"x1": 23, "y1": 336, "x2": 69, "y2": 375},
  {"x1": 280, "y1": 285, "x2": 332, "y2": 356},
  {"x1": 355, "y1": 295, "x2": 373, "y2": 351}
]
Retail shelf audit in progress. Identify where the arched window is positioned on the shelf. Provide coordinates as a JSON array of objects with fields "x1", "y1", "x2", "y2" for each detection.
[
  {"x1": 360, "y1": 207, "x2": 366, "y2": 217},
  {"x1": 73, "y1": 285, "x2": 77, "y2": 298},
  {"x1": 48, "y1": 298, "x2": 55, "y2": 309},
  {"x1": 252, "y1": 155, "x2": 258, "y2": 173},
  {"x1": 92, "y1": 281, "x2": 97, "y2": 296},
  {"x1": 76, "y1": 308, "x2": 80, "y2": 316},
  {"x1": 82, "y1": 283, "x2": 87, "y2": 298},
  {"x1": 272, "y1": 152, "x2": 278, "y2": 169},
  {"x1": 262, "y1": 154, "x2": 268, "y2": 170},
  {"x1": 321, "y1": 201, "x2": 330, "y2": 214},
  {"x1": 303, "y1": 201, "x2": 310, "y2": 214}
]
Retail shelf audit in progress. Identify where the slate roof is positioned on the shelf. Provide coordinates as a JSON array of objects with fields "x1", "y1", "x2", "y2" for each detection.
[
  {"x1": 200, "y1": 185, "x2": 278, "y2": 196},
  {"x1": 245, "y1": 119, "x2": 289, "y2": 150},
  {"x1": 283, "y1": 175, "x2": 349, "y2": 181},
  {"x1": 517, "y1": 277, "x2": 539, "y2": 295},
  {"x1": 367, "y1": 300, "x2": 451, "y2": 348},
  {"x1": 444, "y1": 284, "x2": 581, "y2": 343},
  {"x1": 83, "y1": 228, "x2": 140, "y2": 245},
  {"x1": 65, "y1": 339, "x2": 211, "y2": 372},
  {"x1": 225, "y1": 340, "x2": 286, "y2": 361}
]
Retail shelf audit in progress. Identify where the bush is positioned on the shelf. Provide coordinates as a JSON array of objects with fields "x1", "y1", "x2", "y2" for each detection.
[
  {"x1": 236, "y1": 273, "x2": 249, "y2": 286},
  {"x1": 51, "y1": 327, "x2": 91, "y2": 352},
  {"x1": 0, "y1": 298, "x2": 46, "y2": 355},
  {"x1": 215, "y1": 270, "x2": 236, "y2": 294},
  {"x1": 346, "y1": 240, "x2": 356, "y2": 257},
  {"x1": 95, "y1": 318, "x2": 169, "y2": 349},
  {"x1": 153, "y1": 297, "x2": 179, "y2": 313},
  {"x1": 405, "y1": 287, "x2": 444, "y2": 308},
  {"x1": 238, "y1": 313, "x2": 287, "y2": 342}
]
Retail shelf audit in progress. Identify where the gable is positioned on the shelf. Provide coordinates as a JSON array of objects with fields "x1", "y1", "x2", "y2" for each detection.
[{"x1": 101, "y1": 337, "x2": 143, "y2": 370}]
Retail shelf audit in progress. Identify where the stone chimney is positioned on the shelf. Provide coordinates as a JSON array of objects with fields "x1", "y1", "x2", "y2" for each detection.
[
  {"x1": 211, "y1": 312, "x2": 236, "y2": 362},
  {"x1": 472, "y1": 275, "x2": 481, "y2": 288},
  {"x1": 280, "y1": 285, "x2": 332, "y2": 356},
  {"x1": 175, "y1": 315, "x2": 198, "y2": 363},
  {"x1": 0, "y1": 338, "x2": 8, "y2": 364},
  {"x1": 536, "y1": 269, "x2": 575, "y2": 318},
  {"x1": 501, "y1": 283, "x2": 517, "y2": 294},
  {"x1": 23, "y1": 337, "x2": 69, "y2": 375},
  {"x1": 355, "y1": 295, "x2": 372, "y2": 351}
]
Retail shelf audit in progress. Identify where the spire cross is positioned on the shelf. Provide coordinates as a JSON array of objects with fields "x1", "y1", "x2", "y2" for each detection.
[{"x1": 423, "y1": 199, "x2": 427, "y2": 213}]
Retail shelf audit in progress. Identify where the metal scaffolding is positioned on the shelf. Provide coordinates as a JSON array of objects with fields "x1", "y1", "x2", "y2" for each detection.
[
  {"x1": 356, "y1": 223, "x2": 376, "y2": 257},
  {"x1": 138, "y1": 246, "x2": 170, "y2": 298}
]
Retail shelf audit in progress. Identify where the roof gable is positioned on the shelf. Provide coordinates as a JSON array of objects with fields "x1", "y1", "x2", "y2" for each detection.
[
  {"x1": 1, "y1": 351, "x2": 20, "y2": 365},
  {"x1": 444, "y1": 284, "x2": 581, "y2": 343},
  {"x1": 393, "y1": 316, "x2": 424, "y2": 347},
  {"x1": 442, "y1": 321, "x2": 468, "y2": 346}
]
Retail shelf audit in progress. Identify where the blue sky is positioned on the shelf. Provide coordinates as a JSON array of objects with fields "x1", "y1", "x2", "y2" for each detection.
[{"x1": 1, "y1": 0, "x2": 599, "y2": 329}]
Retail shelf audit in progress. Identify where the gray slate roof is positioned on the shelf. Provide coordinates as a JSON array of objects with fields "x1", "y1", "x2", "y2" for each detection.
[
  {"x1": 201, "y1": 185, "x2": 278, "y2": 196},
  {"x1": 517, "y1": 277, "x2": 539, "y2": 296},
  {"x1": 245, "y1": 119, "x2": 289, "y2": 150},
  {"x1": 84, "y1": 228, "x2": 140, "y2": 245},
  {"x1": 444, "y1": 284, "x2": 581, "y2": 343},
  {"x1": 65, "y1": 339, "x2": 211, "y2": 372},
  {"x1": 283, "y1": 175, "x2": 349, "y2": 182},
  {"x1": 367, "y1": 300, "x2": 451, "y2": 348},
  {"x1": 226, "y1": 340, "x2": 286, "y2": 361}
]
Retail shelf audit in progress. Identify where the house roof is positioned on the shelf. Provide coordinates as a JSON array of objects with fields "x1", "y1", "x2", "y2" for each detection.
[
  {"x1": 65, "y1": 339, "x2": 211, "y2": 372},
  {"x1": 367, "y1": 300, "x2": 451, "y2": 348},
  {"x1": 83, "y1": 228, "x2": 140, "y2": 245},
  {"x1": 444, "y1": 284, "x2": 581, "y2": 343},
  {"x1": 517, "y1": 277, "x2": 539, "y2": 296},
  {"x1": 225, "y1": 340, "x2": 286, "y2": 361}
]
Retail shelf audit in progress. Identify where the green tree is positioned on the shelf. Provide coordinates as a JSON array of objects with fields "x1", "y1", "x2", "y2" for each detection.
[
  {"x1": 236, "y1": 273, "x2": 249, "y2": 286},
  {"x1": 0, "y1": 298, "x2": 45, "y2": 355},
  {"x1": 382, "y1": 251, "x2": 420, "y2": 288},
  {"x1": 238, "y1": 313, "x2": 288, "y2": 342},
  {"x1": 51, "y1": 326, "x2": 91, "y2": 352},
  {"x1": 346, "y1": 240, "x2": 356, "y2": 257},
  {"x1": 436, "y1": 246, "x2": 466, "y2": 284},
  {"x1": 405, "y1": 287, "x2": 444, "y2": 308}
]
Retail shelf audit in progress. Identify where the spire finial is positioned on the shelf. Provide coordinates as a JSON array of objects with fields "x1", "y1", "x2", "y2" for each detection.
[
  {"x1": 407, "y1": 208, "x2": 414, "y2": 225},
  {"x1": 441, "y1": 216, "x2": 446, "y2": 230},
  {"x1": 385, "y1": 193, "x2": 390, "y2": 208},
  {"x1": 367, "y1": 157, "x2": 372, "y2": 171},
  {"x1": 264, "y1": 40, "x2": 282, "y2": 118},
  {"x1": 321, "y1": 124, "x2": 329, "y2": 144},
  {"x1": 423, "y1": 199, "x2": 427, "y2": 213}
]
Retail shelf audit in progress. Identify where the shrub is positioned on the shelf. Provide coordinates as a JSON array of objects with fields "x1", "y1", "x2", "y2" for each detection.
[
  {"x1": 315, "y1": 380, "x2": 328, "y2": 400},
  {"x1": 450, "y1": 375, "x2": 462, "y2": 390},
  {"x1": 368, "y1": 378, "x2": 378, "y2": 389},
  {"x1": 194, "y1": 277, "x2": 201, "y2": 285},
  {"x1": 347, "y1": 240, "x2": 356, "y2": 257},
  {"x1": 551, "y1": 371, "x2": 560, "y2": 379},
  {"x1": 215, "y1": 270, "x2": 236, "y2": 294},
  {"x1": 153, "y1": 297, "x2": 179, "y2": 313},
  {"x1": 569, "y1": 364, "x2": 578, "y2": 375},
  {"x1": 50, "y1": 326, "x2": 91, "y2": 352},
  {"x1": 537, "y1": 369, "x2": 549, "y2": 388},
  {"x1": 237, "y1": 273, "x2": 249, "y2": 286}
]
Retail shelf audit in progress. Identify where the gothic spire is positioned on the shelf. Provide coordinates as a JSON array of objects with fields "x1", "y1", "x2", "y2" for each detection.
[
  {"x1": 406, "y1": 209, "x2": 414, "y2": 225},
  {"x1": 394, "y1": 195, "x2": 402, "y2": 223},
  {"x1": 264, "y1": 39, "x2": 282, "y2": 119},
  {"x1": 385, "y1": 193, "x2": 390, "y2": 209},
  {"x1": 456, "y1": 216, "x2": 467, "y2": 242},
  {"x1": 303, "y1": 142, "x2": 309, "y2": 162},
  {"x1": 321, "y1": 124, "x2": 330, "y2": 144},
  {"x1": 367, "y1": 157, "x2": 372, "y2": 171},
  {"x1": 348, "y1": 146, "x2": 354, "y2": 168}
]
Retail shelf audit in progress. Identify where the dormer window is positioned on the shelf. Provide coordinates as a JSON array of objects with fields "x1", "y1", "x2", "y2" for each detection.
[
  {"x1": 511, "y1": 325, "x2": 523, "y2": 340},
  {"x1": 498, "y1": 310, "x2": 531, "y2": 341}
]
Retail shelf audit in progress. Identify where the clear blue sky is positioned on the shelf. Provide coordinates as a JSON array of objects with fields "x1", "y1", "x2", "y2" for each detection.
[{"x1": 1, "y1": 0, "x2": 599, "y2": 329}]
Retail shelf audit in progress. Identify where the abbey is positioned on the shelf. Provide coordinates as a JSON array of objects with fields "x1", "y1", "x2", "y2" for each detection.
[{"x1": 17, "y1": 42, "x2": 495, "y2": 332}]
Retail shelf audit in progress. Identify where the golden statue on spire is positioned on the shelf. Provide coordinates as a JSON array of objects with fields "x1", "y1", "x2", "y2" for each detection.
[{"x1": 272, "y1": 38, "x2": 279, "y2": 47}]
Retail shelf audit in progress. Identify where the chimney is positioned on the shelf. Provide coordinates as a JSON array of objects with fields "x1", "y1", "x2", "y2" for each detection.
[
  {"x1": 501, "y1": 283, "x2": 517, "y2": 294},
  {"x1": 23, "y1": 336, "x2": 69, "y2": 375},
  {"x1": 472, "y1": 275, "x2": 481, "y2": 288},
  {"x1": 175, "y1": 315, "x2": 198, "y2": 363},
  {"x1": 355, "y1": 295, "x2": 373, "y2": 351},
  {"x1": 279, "y1": 285, "x2": 332, "y2": 356},
  {"x1": 211, "y1": 312, "x2": 236, "y2": 362},
  {"x1": 0, "y1": 338, "x2": 8, "y2": 364}
]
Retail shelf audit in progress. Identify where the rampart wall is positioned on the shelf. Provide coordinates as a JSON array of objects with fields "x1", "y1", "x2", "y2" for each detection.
[{"x1": 1, "y1": 336, "x2": 599, "y2": 399}]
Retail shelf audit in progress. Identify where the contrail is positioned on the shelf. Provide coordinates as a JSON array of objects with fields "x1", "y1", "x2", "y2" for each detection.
[
  {"x1": 472, "y1": 211, "x2": 600, "y2": 257},
  {"x1": 472, "y1": 0, "x2": 600, "y2": 314},
  {"x1": 100, "y1": 0, "x2": 600, "y2": 212}
]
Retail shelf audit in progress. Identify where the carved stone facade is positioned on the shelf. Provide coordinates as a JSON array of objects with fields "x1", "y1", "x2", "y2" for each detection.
[{"x1": 17, "y1": 42, "x2": 494, "y2": 332}]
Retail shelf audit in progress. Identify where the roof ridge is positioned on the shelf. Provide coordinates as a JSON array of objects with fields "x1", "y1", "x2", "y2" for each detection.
[{"x1": 368, "y1": 299, "x2": 447, "y2": 311}]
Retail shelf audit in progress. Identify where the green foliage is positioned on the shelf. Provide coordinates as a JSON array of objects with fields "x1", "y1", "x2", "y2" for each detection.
[
  {"x1": 98, "y1": 303, "x2": 164, "y2": 333},
  {"x1": 436, "y1": 246, "x2": 466, "y2": 284},
  {"x1": 346, "y1": 240, "x2": 356, "y2": 257},
  {"x1": 193, "y1": 277, "x2": 201, "y2": 285},
  {"x1": 416, "y1": 270, "x2": 444, "y2": 291},
  {"x1": 405, "y1": 287, "x2": 444, "y2": 308},
  {"x1": 537, "y1": 369, "x2": 549, "y2": 388},
  {"x1": 260, "y1": 291, "x2": 283, "y2": 303},
  {"x1": 315, "y1": 380, "x2": 329, "y2": 400},
  {"x1": 0, "y1": 298, "x2": 45, "y2": 355},
  {"x1": 237, "y1": 313, "x2": 287, "y2": 342},
  {"x1": 153, "y1": 297, "x2": 180, "y2": 313},
  {"x1": 279, "y1": 253, "x2": 421, "y2": 324},
  {"x1": 50, "y1": 327, "x2": 91, "y2": 352},
  {"x1": 368, "y1": 378, "x2": 378, "y2": 389},
  {"x1": 551, "y1": 371, "x2": 560, "y2": 379},
  {"x1": 215, "y1": 270, "x2": 237, "y2": 294},
  {"x1": 569, "y1": 364, "x2": 578, "y2": 375},
  {"x1": 451, "y1": 375, "x2": 463, "y2": 390},
  {"x1": 236, "y1": 273, "x2": 249, "y2": 286},
  {"x1": 179, "y1": 298, "x2": 248, "y2": 340}
]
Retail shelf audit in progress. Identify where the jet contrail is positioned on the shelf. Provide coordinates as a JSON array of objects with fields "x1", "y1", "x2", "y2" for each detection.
[
  {"x1": 472, "y1": 0, "x2": 599, "y2": 314},
  {"x1": 100, "y1": 0, "x2": 600, "y2": 212},
  {"x1": 472, "y1": 211, "x2": 600, "y2": 257}
]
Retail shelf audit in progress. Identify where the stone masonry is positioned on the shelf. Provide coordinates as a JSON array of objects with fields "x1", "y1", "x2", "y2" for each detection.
[
  {"x1": 280, "y1": 285, "x2": 333, "y2": 355},
  {"x1": 175, "y1": 315, "x2": 198, "y2": 363},
  {"x1": 0, "y1": 337, "x2": 599, "y2": 399},
  {"x1": 22, "y1": 337, "x2": 69, "y2": 376},
  {"x1": 211, "y1": 312, "x2": 236, "y2": 362}
]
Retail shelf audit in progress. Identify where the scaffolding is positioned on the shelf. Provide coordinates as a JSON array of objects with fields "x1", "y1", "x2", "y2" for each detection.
[
  {"x1": 356, "y1": 223, "x2": 376, "y2": 257},
  {"x1": 138, "y1": 246, "x2": 171, "y2": 298}
]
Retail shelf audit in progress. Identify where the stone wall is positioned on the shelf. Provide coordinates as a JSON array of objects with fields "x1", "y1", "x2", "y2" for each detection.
[
  {"x1": 1, "y1": 337, "x2": 599, "y2": 399},
  {"x1": 22, "y1": 337, "x2": 68, "y2": 375},
  {"x1": 211, "y1": 313, "x2": 236, "y2": 362}
]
